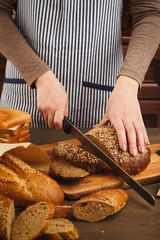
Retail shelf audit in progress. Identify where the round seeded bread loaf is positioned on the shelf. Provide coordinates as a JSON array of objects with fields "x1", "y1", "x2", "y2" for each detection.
[{"x1": 85, "y1": 125, "x2": 151, "y2": 175}]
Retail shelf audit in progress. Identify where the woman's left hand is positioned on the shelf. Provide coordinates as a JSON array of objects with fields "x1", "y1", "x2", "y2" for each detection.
[{"x1": 94, "y1": 76, "x2": 149, "y2": 156}]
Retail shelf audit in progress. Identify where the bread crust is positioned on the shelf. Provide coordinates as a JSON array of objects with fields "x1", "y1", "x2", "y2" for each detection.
[
  {"x1": 0, "y1": 108, "x2": 31, "y2": 129},
  {"x1": 53, "y1": 141, "x2": 111, "y2": 174},
  {"x1": 85, "y1": 125, "x2": 151, "y2": 175},
  {"x1": 0, "y1": 153, "x2": 64, "y2": 207},
  {"x1": 0, "y1": 194, "x2": 15, "y2": 240},
  {"x1": 6, "y1": 144, "x2": 51, "y2": 175}
]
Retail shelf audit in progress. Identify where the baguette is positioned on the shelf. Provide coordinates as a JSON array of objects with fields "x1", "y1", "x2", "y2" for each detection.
[
  {"x1": 42, "y1": 218, "x2": 79, "y2": 240},
  {"x1": 6, "y1": 144, "x2": 51, "y2": 175},
  {"x1": 85, "y1": 125, "x2": 151, "y2": 175},
  {"x1": 0, "y1": 152, "x2": 64, "y2": 207},
  {"x1": 73, "y1": 189, "x2": 128, "y2": 222},
  {"x1": 53, "y1": 141, "x2": 111, "y2": 174},
  {"x1": 11, "y1": 202, "x2": 54, "y2": 240},
  {"x1": 0, "y1": 194, "x2": 15, "y2": 240}
]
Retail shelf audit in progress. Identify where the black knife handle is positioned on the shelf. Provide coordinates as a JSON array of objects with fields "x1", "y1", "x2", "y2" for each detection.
[
  {"x1": 156, "y1": 150, "x2": 160, "y2": 156},
  {"x1": 63, "y1": 116, "x2": 71, "y2": 134}
]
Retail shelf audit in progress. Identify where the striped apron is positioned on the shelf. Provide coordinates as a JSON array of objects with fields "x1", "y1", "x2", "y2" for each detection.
[{"x1": 0, "y1": 0, "x2": 123, "y2": 128}]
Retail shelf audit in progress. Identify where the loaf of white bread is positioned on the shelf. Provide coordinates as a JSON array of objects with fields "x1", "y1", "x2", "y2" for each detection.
[
  {"x1": 0, "y1": 107, "x2": 31, "y2": 143},
  {"x1": 3, "y1": 143, "x2": 51, "y2": 175},
  {"x1": 0, "y1": 152, "x2": 64, "y2": 207},
  {"x1": 73, "y1": 189, "x2": 128, "y2": 222}
]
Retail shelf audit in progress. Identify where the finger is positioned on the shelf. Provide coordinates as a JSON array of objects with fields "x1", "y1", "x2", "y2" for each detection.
[
  {"x1": 38, "y1": 109, "x2": 44, "y2": 119},
  {"x1": 64, "y1": 105, "x2": 69, "y2": 118},
  {"x1": 38, "y1": 108, "x2": 49, "y2": 126},
  {"x1": 54, "y1": 110, "x2": 65, "y2": 131},
  {"x1": 123, "y1": 119, "x2": 137, "y2": 156},
  {"x1": 111, "y1": 119, "x2": 127, "y2": 152},
  {"x1": 47, "y1": 111, "x2": 55, "y2": 129},
  {"x1": 93, "y1": 115, "x2": 110, "y2": 128},
  {"x1": 43, "y1": 112, "x2": 49, "y2": 126},
  {"x1": 133, "y1": 120, "x2": 149, "y2": 153}
]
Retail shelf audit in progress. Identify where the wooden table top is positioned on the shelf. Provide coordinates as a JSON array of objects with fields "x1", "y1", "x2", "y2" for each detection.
[{"x1": 30, "y1": 128, "x2": 160, "y2": 240}]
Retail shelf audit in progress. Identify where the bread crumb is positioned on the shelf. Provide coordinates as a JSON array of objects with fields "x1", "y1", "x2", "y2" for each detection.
[{"x1": 102, "y1": 230, "x2": 104, "y2": 233}]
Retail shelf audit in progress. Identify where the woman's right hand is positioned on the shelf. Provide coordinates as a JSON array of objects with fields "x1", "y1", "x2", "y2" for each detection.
[{"x1": 35, "y1": 71, "x2": 69, "y2": 130}]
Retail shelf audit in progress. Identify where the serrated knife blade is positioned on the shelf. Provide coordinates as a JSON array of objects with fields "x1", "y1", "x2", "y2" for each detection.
[{"x1": 63, "y1": 116, "x2": 155, "y2": 206}]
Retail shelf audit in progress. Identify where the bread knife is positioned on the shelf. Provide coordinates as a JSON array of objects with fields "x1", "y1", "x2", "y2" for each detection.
[{"x1": 63, "y1": 116, "x2": 155, "y2": 206}]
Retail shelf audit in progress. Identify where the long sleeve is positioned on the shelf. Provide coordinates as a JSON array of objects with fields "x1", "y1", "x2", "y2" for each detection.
[
  {"x1": 0, "y1": 0, "x2": 51, "y2": 87},
  {"x1": 118, "y1": 0, "x2": 160, "y2": 87}
]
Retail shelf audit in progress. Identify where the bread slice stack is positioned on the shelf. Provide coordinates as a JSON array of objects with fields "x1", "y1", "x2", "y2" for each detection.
[
  {"x1": 11, "y1": 202, "x2": 55, "y2": 240},
  {"x1": 0, "y1": 107, "x2": 31, "y2": 143}
]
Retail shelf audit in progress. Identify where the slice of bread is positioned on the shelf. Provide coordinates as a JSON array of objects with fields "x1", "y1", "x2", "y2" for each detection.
[
  {"x1": 0, "y1": 130, "x2": 30, "y2": 143},
  {"x1": 11, "y1": 202, "x2": 54, "y2": 240},
  {"x1": 0, "y1": 194, "x2": 15, "y2": 240},
  {"x1": 50, "y1": 158, "x2": 89, "y2": 181},
  {"x1": 42, "y1": 218, "x2": 79, "y2": 240},
  {"x1": 53, "y1": 142, "x2": 111, "y2": 174},
  {"x1": 0, "y1": 123, "x2": 30, "y2": 138},
  {"x1": 85, "y1": 125, "x2": 151, "y2": 175},
  {"x1": 54, "y1": 205, "x2": 72, "y2": 218},
  {"x1": 73, "y1": 189, "x2": 128, "y2": 222},
  {"x1": 0, "y1": 108, "x2": 31, "y2": 129}
]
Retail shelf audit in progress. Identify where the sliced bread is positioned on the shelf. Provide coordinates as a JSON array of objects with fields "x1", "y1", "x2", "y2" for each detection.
[
  {"x1": 42, "y1": 218, "x2": 79, "y2": 240},
  {"x1": 0, "y1": 108, "x2": 31, "y2": 129},
  {"x1": 54, "y1": 205, "x2": 72, "y2": 218},
  {"x1": 73, "y1": 189, "x2": 128, "y2": 222},
  {"x1": 11, "y1": 202, "x2": 54, "y2": 240},
  {"x1": 85, "y1": 125, "x2": 151, "y2": 175},
  {"x1": 0, "y1": 194, "x2": 15, "y2": 240},
  {"x1": 50, "y1": 158, "x2": 89, "y2": 181},
  {"x1": 53, "y1": 141, "x2": 111, "y2": 174}
]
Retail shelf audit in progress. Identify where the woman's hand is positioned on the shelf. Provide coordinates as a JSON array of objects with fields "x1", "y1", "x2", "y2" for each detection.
[
  {"x1": 35, "y1": 71, "x2": 69, "y2": 130},
  {"x1": 94, "y1": 76, "x2": 149, "y2": 156}
]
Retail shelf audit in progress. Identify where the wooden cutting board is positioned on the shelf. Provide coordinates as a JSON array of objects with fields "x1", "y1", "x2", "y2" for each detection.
[{"x1": 39, "y1": 140, "x2": 160, "y2": 200}]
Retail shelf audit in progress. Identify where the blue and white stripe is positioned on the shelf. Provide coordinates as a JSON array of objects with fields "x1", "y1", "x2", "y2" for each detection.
[{"x1": 1, "y1": 0, "x2": 123, "y2": 128}]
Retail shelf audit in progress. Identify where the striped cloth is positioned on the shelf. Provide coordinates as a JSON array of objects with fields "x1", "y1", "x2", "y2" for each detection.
[{"x1": 0, "y1": 0, "x2": 123, "y2": 128}]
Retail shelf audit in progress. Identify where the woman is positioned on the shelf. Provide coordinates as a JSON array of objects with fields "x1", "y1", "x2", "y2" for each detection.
[{"x1": 0, "y1": 0, "x2": 160, "y2": 156}]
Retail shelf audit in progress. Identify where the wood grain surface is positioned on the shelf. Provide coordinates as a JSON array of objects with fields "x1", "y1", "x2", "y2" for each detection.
[{"x1": 39, "y1": 140, "x2": 160, "y2": 199}]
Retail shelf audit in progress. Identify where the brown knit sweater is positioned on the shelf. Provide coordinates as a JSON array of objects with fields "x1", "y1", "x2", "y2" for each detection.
[{"x1": 0, "y1": 0, "x2": 160, "y2": 88}]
